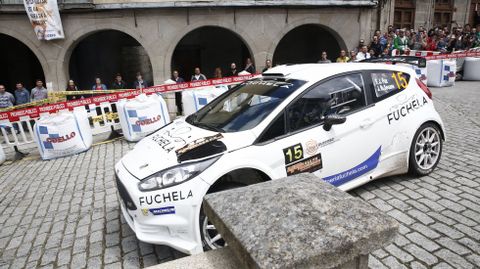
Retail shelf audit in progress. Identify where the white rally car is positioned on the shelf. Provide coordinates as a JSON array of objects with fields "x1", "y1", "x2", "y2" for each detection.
[{"x1": 115, "y1": 62, "x2": 445, "y2": 254}]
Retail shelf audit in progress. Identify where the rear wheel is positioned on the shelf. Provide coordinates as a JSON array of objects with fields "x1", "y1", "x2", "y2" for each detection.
[{"x1": 409, "y1": 123, "x2": 442, "y2": 175}]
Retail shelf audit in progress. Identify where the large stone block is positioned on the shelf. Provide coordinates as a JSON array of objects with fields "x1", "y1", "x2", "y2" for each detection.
[{"x1": 203, "y1": 173, "x2": 399, "y2": 269}]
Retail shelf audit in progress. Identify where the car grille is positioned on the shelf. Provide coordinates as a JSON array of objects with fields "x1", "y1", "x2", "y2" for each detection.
[{"x1": 115, "y1": 174, "x2": 137, "y2": 210}]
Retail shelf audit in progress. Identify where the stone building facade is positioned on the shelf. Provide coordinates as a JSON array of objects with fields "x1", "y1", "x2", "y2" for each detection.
[{"x1": 0, "y1": 0, "x2": 478, "y2": 92}]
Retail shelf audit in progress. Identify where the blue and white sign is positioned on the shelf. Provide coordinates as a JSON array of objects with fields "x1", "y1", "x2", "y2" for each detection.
[{"x1": 323, "y1": 147, "x2": 381, "y2": 187}]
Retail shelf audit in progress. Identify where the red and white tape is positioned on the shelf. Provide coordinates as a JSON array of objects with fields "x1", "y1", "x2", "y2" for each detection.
[
  {"x1": 393, "y1": 48, "x2": 480, "y2": 61},
  {"x1": 0, "y1": 74, "x2": 256, "y2": 122}
]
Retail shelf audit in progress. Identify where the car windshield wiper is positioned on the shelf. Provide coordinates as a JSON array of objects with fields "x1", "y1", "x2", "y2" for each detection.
[
  {"x1": 187, "y1": 111, "x2": 224, "y2": 132},
  {"x1": 193, "y1": 122, "x2": 224, "y2": 133}
]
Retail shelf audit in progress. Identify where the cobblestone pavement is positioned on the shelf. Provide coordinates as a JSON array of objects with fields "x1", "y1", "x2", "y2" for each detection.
[
  {"x1": 0, "y1": 140, "x2": 185, "y2": 269},
  {"x1": 355, "y1": 81, "x2": 480, "y2": 269},
  {"x1": 0, "y1": 82, "x2": 479, "y2": 269}
]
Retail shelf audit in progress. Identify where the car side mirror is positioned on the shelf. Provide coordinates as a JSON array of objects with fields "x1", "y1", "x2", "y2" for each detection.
[
  {"x1": 323, "y1": 114, "x2": 346, "y2": 131},
  {"x1": 418, "y1": 58, "x2": 427, "y2": 68}
]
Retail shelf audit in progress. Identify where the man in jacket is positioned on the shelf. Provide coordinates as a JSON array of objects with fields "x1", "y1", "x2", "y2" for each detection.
[
  {"x1": 191, "y1": 67, "x2": 207, "y2": 81},
  {"x1": 111, "y1": 74, "x2": 127, "y2": 90},
  {"x1": 14, "y1": 82, "x2": 30, "y2": 105},
  {"x1": 31, "y1": 79, "x2": 48, "y2": 101}
]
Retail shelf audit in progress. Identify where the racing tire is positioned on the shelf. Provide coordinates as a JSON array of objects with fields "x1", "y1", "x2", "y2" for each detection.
[
  {"x1": 409, "y1": 123, "x2": 443, "y2": 176},
  {"x1": 200, "y1": 182, "x2": 246, "y2": 251}
]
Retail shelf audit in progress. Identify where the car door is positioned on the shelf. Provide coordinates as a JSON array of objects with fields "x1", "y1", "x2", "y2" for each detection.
[
  {"x1": 254, "y1": 72, "x2": 383, "y2": 188},
  {"x1": 362, "y1": 69, "x2": 417, "y2": 175}
]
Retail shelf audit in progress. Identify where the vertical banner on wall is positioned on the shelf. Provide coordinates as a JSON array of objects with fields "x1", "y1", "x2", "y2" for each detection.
[{"x1": 23, "y1": 0, "x2": 65, "y2": 40}]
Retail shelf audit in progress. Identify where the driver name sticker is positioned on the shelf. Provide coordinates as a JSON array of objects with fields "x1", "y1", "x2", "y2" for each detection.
[
  {"x1": 286, "y1": 154, "x2": 323, "y2": 176},
  {"x1": 371, "y1": 72, "x2": 409, "y2": 98},
  {"x1": 283, "y1": 144, "x2": 304, "y2": 165}
]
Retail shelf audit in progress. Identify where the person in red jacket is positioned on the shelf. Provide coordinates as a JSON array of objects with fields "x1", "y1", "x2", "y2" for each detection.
[{"x1": 425, "y1": 34, "x2": 438, "y2": 51}]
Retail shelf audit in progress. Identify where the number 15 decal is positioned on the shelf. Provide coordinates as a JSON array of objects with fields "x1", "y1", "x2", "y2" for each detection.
[
  {"x1": 391, "y1": 72, "x2": 408, "y2": 90},
  {"x1": 283, "y1": 144, "x2": 304, "y2": 165}
]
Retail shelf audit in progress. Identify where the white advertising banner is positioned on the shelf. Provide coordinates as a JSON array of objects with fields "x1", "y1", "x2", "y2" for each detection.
[{"x1": 24, "y1": 0, "x2": 65, "y2": 40}]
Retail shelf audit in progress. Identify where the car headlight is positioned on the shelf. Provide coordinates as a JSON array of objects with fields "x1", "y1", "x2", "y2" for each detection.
[{"x1": 138, "y1": 156, "x2": 220, "y2": 192}]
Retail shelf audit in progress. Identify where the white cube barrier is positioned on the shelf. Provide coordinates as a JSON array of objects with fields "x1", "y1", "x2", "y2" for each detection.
[
  {"x1": 427, "y1": 59, "x2": 457, "y2": 87},
  {"x1": 463, "y1": 57, "x2": 480, "y2": 81},
  {"x1": 34, "y1": 109, "x2": 93, "y2": 160},
  {"x1": 0, "y1": 144, "x2": 5, "y2": 164},
  {"x1": 399, "y1": 64, "x2": 428, "y2": 85},
  {"x1": 182, "y1": 85, "x2": 229, "y2": 116},
  {"x1": 117, "y1": 94, "x2": 170, "y2": 142}
]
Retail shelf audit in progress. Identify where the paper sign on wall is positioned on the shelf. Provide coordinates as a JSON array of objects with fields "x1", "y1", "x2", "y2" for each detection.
[{"x1": 24, "y1": 0, "x2": 65, "y2": 40}]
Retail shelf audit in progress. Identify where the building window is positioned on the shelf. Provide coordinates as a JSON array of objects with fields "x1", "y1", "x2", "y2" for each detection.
[
  {"x1": 434, "y1": 0, "x2": 454, "y2": 28},
  {"x1": 469, "y1": 0, "x2": 480, "y2": 27},
  {"x1": 394, "y1": 0, "x2": 415, "y2": 30}
]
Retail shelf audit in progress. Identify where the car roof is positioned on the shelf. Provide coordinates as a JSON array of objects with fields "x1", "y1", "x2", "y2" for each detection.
[{"x1": 263, "y1": 63, "x2": 413, "y2": 82}]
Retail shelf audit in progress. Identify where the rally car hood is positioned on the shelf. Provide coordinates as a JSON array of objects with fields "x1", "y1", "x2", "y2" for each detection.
[{"x1": 121, "y1": 119, "x2": 256, "y2": 180}]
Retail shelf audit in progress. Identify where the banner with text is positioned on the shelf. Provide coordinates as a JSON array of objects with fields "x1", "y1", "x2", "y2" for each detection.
[{"x1": 24, "y1": 0, "x2": 65, "y2": 40}]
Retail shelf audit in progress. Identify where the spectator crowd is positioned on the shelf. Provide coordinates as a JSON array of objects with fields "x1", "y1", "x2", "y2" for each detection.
[{"x1": 320, "y1": 24, "x2": 480, "y2": 63}]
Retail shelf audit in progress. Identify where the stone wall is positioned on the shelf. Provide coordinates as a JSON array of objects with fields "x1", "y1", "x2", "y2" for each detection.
[{"x1": 0, "y1": 6, "x2": 374, "y2": 91}]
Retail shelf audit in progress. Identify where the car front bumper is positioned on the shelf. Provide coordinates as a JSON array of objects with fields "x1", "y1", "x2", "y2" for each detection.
[{"x1": 115, "y1": 161, "x2": 209, "y2": 255}]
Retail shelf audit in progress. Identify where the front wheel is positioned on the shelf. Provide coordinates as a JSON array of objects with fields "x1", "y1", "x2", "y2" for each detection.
[
  {"x1": 409, "y1": 123, "x2": 443, "y2": 175},
  {"x1": 199, "y1": 182, "x2": 246, "y2": 251}
]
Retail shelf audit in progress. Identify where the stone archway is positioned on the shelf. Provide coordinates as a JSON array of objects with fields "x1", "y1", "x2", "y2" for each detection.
[
  {"x1": 0, "y1": 33, "x2": 45, "y2": 91},
  {"x1": 273, "y1": 24, "x2": 346, "y2": 65},
  {"x1": 171, "y1": 26, "x2": 254, "y2": 81},
  {"x1": 68, "y1": 30, "x2": 154, "y2": 90}
]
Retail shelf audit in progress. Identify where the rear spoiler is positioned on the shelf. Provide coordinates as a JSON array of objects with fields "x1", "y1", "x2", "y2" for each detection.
[{"x1": 361, "y1": 56, "x2": 427, "y2": 68}]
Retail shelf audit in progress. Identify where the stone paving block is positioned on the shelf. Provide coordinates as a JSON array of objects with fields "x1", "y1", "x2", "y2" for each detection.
[
  {"x1": 382, "y1": 256, "x2": 407, "y2": 269},
  {"x1": 56, "y1": 249, "x2": 71, "y2": 266},
  {"x1": 459, "y1": 238, "x2": 480, "y2": 253},
  {"x1": 431, "y1": 223, "x2": 465, "y2": 240},
  {"x1": 437, "y1": 237, "x2": 472, "y2": 256},
  {"x1": 387, "y1": 209, "x2": 415, "y2": 225},
  {"x1": 434, "y1": 249, "x2": 474, "y2": 269},
  {"x1": 407, "y1": 210, "x2": 434, "y2": 225},
  {"x1": 385, "y1": 244, "x2": 414, "y2": 263},
  {"x1": 89, "y1": 242, "x2": 103, "y2": 258},
  {"x1": 410, "y1": 261, "x2": 427, "y2": 269},
  {"x1": 87, "y1": 256, "x2": 102, "y2": 269},
  {"x1": 432, "y1": 262, "x2": 455, "y2": 269},
  {"x1": 403, "y1": 244, "x2": 438, "y2": 265},
  {"x1": 104, "y1": 246, "x2": 121, "y2": 264}
]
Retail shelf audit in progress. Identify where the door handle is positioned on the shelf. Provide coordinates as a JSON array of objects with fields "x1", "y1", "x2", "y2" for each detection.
[{"x1": 360, "y1": 118, "x2": 374, "y2": 129}]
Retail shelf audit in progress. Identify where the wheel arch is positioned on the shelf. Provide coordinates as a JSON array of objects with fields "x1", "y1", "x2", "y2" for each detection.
[{"x1": 207, "y1": 167, "x2": 272, "y2": 194}]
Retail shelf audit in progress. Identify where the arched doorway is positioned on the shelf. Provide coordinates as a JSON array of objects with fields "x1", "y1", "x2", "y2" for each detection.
[
  {"x1": 171, "y1": 26, "x2": 252, "y2": 81},
  {"x1": 273, "y1": 24, "x2": 344, "y2": 65},
  {"x1": 69, "y1": 30, "x2": 153, "y2": 90},
  {"x1": 0, "y1": 34, "x2": 45, "y2": 92}
]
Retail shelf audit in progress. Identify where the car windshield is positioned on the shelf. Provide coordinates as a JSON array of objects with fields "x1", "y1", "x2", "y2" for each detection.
[{"x1": 186, "y1": 78, "x2": 306, "y2": 133}]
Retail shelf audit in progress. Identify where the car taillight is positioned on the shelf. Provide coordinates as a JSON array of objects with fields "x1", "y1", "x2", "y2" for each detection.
[{"x1": 416, "y1": 78, "x2": 432, "y2": 99}]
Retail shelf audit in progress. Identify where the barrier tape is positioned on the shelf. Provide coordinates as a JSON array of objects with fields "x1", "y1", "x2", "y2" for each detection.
[
  {"x1": 394, "y1": 48, "x2": 480, "y2": 60},
  {"x1": 0, "y1": 99, "x2": 52, "y2": 112},
  {"x1": 91, "y1": 112, "x2": 118, "y2": 123},
  {"x1": 423, "y1": 51, "x2": 480, "y2": 60},
  {"x1": 53, "y1": 90, "x2": 128, "y2": 96},
  {"x1": 0, "y1": 90, "x2": 129, "y2": 112},
  {"x1": 0, "y1": 74, "x2": 255, "y2": 122}
]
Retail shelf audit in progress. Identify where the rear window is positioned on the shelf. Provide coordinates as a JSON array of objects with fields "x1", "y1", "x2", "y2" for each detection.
[{"x1": 370, "y1": 71, "x2": 410, "y2": 101}]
